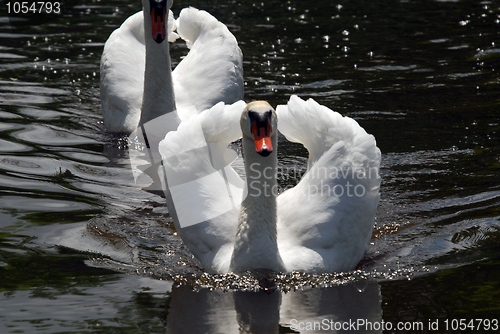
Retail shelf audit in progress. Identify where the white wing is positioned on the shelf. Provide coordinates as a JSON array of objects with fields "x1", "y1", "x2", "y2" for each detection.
[
  {"x1": 100, "y1": 11, "x2": 178, "y2": 133},
  {"x1": 173, "y1": 7, "x2": 244, "y2": 111},
  {"x1": 158, "y1": 101, "x2": 247, "y2": 273},
  {"x1": 276, "y1": 95, "x2": 381, "y2": 273}
]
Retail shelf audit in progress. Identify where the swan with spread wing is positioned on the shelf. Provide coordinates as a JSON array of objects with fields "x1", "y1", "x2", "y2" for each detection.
[
  {"x1": 100, "y1": 0, "x2": 243, "y2": 134},
  {"x1": 159, "y1": 96, "x2": 381, "y2": 274}
]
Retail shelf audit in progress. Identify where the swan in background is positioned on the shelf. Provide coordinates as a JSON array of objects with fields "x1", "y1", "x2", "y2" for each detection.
[
  {"x1": 158, "y1": 95, "x2": 381, "y2": 273},
  {"x1": 100, "y1": 0, "x2": 244, "y2": 134}
]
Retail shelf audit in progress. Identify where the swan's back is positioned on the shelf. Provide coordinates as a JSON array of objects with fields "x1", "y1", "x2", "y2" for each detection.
[
  {"x1": 173, "y1": 8, "x2": 244, "y2": 111},
  {"x1": 276, "y1": 96, "x2": 381, "y2": 273}
]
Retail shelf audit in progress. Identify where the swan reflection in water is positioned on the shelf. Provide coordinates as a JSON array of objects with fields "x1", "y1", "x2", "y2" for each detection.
[
  {"x1": 167, "y1": 280, "x2": 381, "y2": 334},
  {"x1": 41, "y1": 220, "x2": 382, "y2": 333}
]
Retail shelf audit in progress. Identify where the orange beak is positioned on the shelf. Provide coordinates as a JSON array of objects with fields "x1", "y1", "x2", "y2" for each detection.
[
  {"x1": 252, "y1": 121, "x2": 273, "y2": 156},
  {"x1": 151, "y1": 7, "x2": 167, "y2": 43}
]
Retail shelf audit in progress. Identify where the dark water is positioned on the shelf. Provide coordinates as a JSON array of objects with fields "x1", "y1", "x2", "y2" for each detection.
[{"x1": 1, "y1": 0, "x2": 500, "y2": 332}]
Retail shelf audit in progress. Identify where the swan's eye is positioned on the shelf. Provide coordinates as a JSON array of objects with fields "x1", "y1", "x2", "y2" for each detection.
[
  {"x1": 248, "y1": 109, "x2": 273, "y2": 134},
  {"x1": 149, "y1": 0, "x2": 167, "y2": 12}
]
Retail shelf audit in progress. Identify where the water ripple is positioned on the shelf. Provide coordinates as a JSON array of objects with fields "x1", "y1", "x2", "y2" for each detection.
[{"x1": 13, "y1": 124, "x2": 98, "y2": 147}]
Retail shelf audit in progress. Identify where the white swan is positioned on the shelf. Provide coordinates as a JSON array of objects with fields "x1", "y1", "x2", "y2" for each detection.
[
  {"x1": 100, "y1": 0, "x2": 244, "y2": 134},
  {"x1": 158, "y1": 95, "x2": 381, "y2": 274}
]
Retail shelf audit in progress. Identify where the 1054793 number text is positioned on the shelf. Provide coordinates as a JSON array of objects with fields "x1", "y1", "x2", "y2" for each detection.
[{"x1": 6, "y1": 2, "x2": 61, "y2": 14}]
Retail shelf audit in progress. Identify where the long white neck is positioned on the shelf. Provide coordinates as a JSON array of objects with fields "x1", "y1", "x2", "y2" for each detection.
[
  {"x1": 140, "y1": 5, "x2": 176, "y2": 127},
  {"x1": 229, "y1": 134, "x2": 286, "y2": 273}
]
